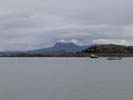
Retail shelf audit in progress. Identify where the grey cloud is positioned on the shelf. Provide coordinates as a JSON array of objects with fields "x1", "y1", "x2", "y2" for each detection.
[{"x1": 0, "y1": 0, "x2": 132, "y2": 50}]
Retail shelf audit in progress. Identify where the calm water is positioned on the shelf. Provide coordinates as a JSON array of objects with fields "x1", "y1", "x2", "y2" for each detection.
[{"x1": 0, "y1": 57, "x2": 133, "y2": 100}]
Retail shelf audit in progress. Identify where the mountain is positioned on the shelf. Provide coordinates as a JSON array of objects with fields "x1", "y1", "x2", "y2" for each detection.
[{"x1": 28, "y1": 42, "x2": 88, "y2": 54}]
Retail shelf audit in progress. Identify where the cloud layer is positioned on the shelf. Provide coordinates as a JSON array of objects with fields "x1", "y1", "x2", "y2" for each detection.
[{"x1": 0, "y1": 0, "x2": 132, "y2": 50}]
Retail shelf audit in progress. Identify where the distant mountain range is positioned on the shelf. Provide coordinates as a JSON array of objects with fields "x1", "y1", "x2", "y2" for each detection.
[
  {"x1": 28, "y1": 42, "x2": 88, "y2": 54},
  {"x1": 1, "y1": 43, "x2": 133, "y2": 57},
  {"x1": 0, "y1": 42, "x2": 89, "y2": 55}
]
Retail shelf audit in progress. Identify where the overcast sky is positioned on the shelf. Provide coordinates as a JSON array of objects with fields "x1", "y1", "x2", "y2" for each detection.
[{"x1": 0, "y1": 0, "x2": 132, "y2": 50}]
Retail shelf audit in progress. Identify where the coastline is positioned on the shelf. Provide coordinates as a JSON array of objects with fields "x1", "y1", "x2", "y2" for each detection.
[{"x1": 0, "y1": 53, "x2": 133, "y2": 57}]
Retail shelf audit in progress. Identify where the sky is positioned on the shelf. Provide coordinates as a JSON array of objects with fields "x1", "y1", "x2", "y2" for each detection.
[{"x1": 0, "y1": 0, "x2": 132, "y2": 51}]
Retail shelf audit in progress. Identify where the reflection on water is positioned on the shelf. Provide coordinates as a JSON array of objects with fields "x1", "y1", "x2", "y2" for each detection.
[{"x1": 0, "y1": 57, "x2": 132, "y2": 100}]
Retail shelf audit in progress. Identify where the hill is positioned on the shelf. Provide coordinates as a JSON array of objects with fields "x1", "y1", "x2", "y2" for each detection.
[
  {"x1": 28, "y1": 42, "x2": 88, "y2": 54},
  {"x1": 82, "y1": 44, "x2": 133, "y2": 57}
]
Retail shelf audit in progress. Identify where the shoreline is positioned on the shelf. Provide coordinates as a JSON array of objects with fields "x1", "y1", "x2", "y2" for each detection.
[{"x1": 0, "y1": 53, "x2": 133, "y2": 57}]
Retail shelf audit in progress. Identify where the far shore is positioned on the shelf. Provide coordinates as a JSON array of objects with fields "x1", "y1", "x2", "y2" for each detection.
[{"x1": 0, "y1": 53, "x2": 133, "y2": 57}]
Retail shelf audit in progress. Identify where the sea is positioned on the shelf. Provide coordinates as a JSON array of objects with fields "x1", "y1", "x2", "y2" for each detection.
[{"x1": 0, "y1": 57, "x2": 133, "y2": 100}]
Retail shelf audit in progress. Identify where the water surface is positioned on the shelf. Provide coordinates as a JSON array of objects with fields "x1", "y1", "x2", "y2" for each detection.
[{"x1": 0, "y1": 57, "x2": 133, "y2": 100}]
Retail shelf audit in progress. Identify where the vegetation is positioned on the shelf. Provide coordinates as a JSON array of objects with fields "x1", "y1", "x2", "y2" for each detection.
[
  {"x1": 0, "y1": 53, "x2": 90, "y2": 57},
  {"x1": 82, "y1": 44, "x2": 133, "y2": 57}
]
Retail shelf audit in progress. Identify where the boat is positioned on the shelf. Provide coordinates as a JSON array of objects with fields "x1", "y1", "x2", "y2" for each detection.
[
  {"x1": 90, "y1": 54, "x2": 99, "y2": 58},
  {"x1": 107, "y1": 57, "x2": 122, "y2": 60}
]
